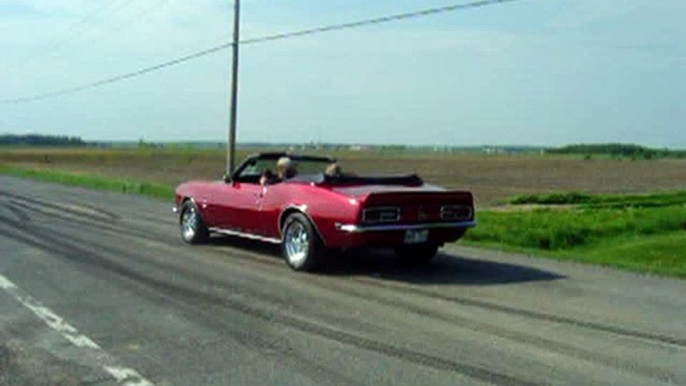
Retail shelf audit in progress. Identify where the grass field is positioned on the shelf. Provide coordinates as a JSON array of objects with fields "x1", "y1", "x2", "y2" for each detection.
[
  {"x1": 465, "y1": 199, "x2": 686, "y2": 278},
  {"x1": 1, "y1": 147, "x2": 686, "y2": 206},
  {"x1": 0, "y1": 164, "x2": 173, "y2": 199},
  {"x1": 1, "y1": 147, "x2": 685, "y2": 277}
]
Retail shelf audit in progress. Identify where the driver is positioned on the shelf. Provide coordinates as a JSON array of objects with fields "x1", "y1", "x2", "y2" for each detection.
[
  {"x1": 276, "y1": 157, "x2": 297, "y2": 179},
  {"x1": 259, "y1": 169, "x2": 275, "y2": 186}
]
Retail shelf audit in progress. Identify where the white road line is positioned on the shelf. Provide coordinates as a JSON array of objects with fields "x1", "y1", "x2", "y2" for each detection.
[{"x1": 0, "y1": 273, "x2": 156, "y2": 386}]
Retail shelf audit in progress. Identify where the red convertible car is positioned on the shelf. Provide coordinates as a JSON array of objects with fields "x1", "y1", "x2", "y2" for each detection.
[{"x1": 174, "y1": 153, "x2": 475, "y2": 271}]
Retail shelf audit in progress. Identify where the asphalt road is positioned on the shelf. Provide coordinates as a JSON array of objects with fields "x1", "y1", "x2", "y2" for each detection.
[{"x1": 0, "y1": 175, "x2": 684, "y2": 386}]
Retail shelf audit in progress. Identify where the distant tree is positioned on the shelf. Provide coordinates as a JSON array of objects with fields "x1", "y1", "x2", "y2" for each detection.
[
  {"x1": 549, "y1": 143, "x2": 681, "y2": 159},
  {"x1": 137, "y1": 138, "x2": 158, "y2": 149},
  {"x1": 0, "y1": 134, "x2": 86, "y2": 147}
]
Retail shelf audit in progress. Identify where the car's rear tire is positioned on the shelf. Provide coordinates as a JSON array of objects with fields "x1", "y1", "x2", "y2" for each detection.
[
  {"x1": 179, "y1": 200, "x2": 209, "y2": 244},
  {"x1": 395, "y1": 244, "x2": 439, "y2": 264},
  {"x1": 281, "y1": 213, "x2": 323, "y2": 271}
]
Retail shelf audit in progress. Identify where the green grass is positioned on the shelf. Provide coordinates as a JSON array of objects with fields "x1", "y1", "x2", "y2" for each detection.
[
  {"x1": 569, "y1": 233, "x2": 686, "y2": 277},
  {"x1": 463, "y1": 206, "x2": 686, "y2": 278},
  {"x1": 464, "y1": 232, "x2": 686, "y2": 278},
  {"x1": 508, "y1": 192, "x2": 593, "y2": 205},
  {"x1": 0, "y1": 164, "x2": 174, "y2": 200},
  {"x1": 508, "y1": 190, "x2": 686, "y2": 209},
  {"x1": 466, "y1": 207, "x2": 686, "y2": 250}
]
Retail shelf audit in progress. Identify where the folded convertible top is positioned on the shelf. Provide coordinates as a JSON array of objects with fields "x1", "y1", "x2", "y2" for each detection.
[{"x1": 321, "y1": 174, "x2": 424, "y2": 186}]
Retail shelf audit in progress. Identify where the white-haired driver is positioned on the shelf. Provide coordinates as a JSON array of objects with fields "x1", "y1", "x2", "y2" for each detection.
[{"x1": 276, "y1": 157, "x2": 297, "y2": 179}]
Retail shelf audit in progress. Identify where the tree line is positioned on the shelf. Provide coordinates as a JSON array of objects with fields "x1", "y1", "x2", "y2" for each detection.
[
  {"x1": 0, "y1": 134, "x2": 86, "y2": 147},
  {"x1": 549, "y1": 143, "x2": 686, "y2": 159}
]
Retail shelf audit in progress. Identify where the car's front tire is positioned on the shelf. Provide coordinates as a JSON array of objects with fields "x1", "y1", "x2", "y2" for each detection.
[
  {"x1": 281, "y1": 213, "x2": 323, "y2": 271},
  {"x1": 395, "y1": 243, "x2": 439, "y2": 264},
  {"x1": 179, "y1": 200, "x2": 209, "y2": 244}
]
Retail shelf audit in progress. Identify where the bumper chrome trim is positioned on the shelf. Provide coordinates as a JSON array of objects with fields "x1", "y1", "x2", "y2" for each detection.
[{"x1": 335, "y1": 220, "x2": 476, "y2": 233}]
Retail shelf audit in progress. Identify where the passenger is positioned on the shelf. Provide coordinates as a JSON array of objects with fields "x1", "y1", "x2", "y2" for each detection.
[
  {"x1": 327, "y1": 163, "x2": 356, "y2": 178},
  {"x1": 325, "y1": 163, "x2": 342, "y2": 177},
  {"x1": 276, "y1": 157, "x2": 297, "y2": 179}
]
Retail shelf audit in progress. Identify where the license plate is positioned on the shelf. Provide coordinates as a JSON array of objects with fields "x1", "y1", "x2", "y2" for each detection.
[{"x1": 404, "y1": 229, "x2": 429, "y2": 244}]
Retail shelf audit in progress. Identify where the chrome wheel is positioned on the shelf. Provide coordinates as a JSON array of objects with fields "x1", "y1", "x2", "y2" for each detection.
[
  {"x1": 179, "y1": 201, "x2": 208, "y2": 244},
  {"x1": 281, "y1": 212, "x2": 323, "y2": 271},
  {"x1": 284, "y1": 221, "x2": 310, "y2": 267},
  {"x1": 181, "y1": 206, "x2": 199, "y2": 241}
]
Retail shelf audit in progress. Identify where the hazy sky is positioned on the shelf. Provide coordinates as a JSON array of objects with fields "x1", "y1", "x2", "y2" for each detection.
[{"x1": 1, "y1": 0, "x2": 685, "y2": 147}]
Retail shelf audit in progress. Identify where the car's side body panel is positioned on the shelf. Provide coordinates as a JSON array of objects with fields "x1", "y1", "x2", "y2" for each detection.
[
  {"x1": 214, "y1": 182, "x2": 264, "y2": 233},
  {"x1": 175, "y1": 181, "x2": 264, "y2": 234}
]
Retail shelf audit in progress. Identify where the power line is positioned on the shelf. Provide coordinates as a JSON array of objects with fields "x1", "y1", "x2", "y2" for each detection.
[
  {"x1": 241, "y1": 0, "x2": 521, "y2": 45},
  {"x1": 3, "y1": 0, "x2": 524, "y2": 104}
]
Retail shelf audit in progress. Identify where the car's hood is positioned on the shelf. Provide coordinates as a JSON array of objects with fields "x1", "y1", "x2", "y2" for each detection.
[{"x1": 329, "y1": 184, "x2": 446, "y2": 199}]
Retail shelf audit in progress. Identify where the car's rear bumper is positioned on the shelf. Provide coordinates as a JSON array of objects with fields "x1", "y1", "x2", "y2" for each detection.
[
  {"x1": 334, "y1": 220, "x2": 476, "y2": 233},
  {"x1": 325, "y1": 220, "x2": 476, "y2": 248}
]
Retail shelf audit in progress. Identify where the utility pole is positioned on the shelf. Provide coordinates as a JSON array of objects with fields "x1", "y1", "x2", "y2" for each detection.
[{"x1": 227, "y1": 0, "x2": 241, "y2": 174}]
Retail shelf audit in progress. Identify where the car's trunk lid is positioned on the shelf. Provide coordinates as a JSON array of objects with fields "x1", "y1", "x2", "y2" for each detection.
[{"x1": 362, "y1": 190, "x2": 474, "y2": 223}]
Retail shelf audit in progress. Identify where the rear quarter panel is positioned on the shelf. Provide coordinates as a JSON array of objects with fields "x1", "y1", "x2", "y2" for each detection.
[{"x1": 260, "y1": 183, "x2": 361, "y2": 243}]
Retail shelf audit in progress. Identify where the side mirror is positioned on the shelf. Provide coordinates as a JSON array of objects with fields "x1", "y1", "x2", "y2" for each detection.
[{"x1": 222, "y1": 172, "x2": 232, "y2": 183}]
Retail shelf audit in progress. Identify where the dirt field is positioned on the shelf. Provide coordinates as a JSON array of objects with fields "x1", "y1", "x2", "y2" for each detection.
[{"x1": 1, "y1": 147, "x2": 684, "y2": 206}]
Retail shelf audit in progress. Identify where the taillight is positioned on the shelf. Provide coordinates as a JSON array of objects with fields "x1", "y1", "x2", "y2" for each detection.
[
  {"x1": 362, "y1": 207, "x2": 400, "y2": 223},
  {"x1": 440, "y1": 205, "x2": 472, "y2": 221}
]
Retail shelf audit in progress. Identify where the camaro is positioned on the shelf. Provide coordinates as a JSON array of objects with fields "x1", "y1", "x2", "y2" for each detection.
[{"x1": 174, "y1": 152, "x2": 476, "y2": 271}]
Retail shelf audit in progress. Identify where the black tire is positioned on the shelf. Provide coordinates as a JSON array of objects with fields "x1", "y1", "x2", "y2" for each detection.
[
  {"x1": 179, "y1": 200, "x2": 209, "y2": 244},
  {"x1": 281, "y1": 213, "x2": 324, "y2": 271},
  {"x1": 395, "y1": 244, "x2": 439, "y2": 265}
]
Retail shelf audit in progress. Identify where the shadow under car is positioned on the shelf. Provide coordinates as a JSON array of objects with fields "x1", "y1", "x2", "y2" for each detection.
[{"x1": 207, "y1": 235, "x2": 565, "y2": 286}]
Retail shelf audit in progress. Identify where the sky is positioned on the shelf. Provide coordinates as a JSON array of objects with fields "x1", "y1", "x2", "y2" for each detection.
[{"x1": 0, "y1": 0, "x2": 685, "y2": 147}]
